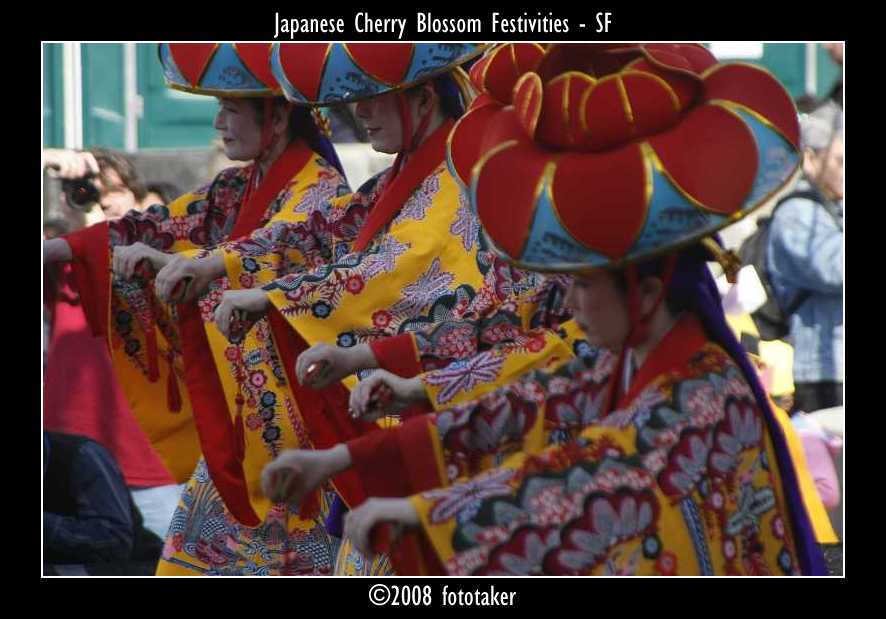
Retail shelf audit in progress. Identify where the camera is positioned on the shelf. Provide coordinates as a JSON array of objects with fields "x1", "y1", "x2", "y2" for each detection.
[{"x1": 61, "y1": 176, "x2": 101, "y2": 212}]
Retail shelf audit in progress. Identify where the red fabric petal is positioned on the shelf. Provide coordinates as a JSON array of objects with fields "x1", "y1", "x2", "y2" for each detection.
[
  {"x1": 622, "y1": 72, "x2": 682, "y2": 140},
  {"x1": 536, "y1": 72, "x2": 595, "y2": 149},
  {"x1": 469, "y1": 52, "x2": 492, "y2": 90},
  {"x1": 581, "y1": 79, "x2": 633, "y2": 151},
  {"x1": 626, "y1": 59, "x2": 699, "y2": 110},
  {"x1": 702, "y1": 63, "x2": 800, "y2": 148},
  {"x1": 235, "y1": 43, "x2": 277, "y2": 90},
  {"x1": 551, "y1": 144, "x2": 648, "y2": 259},
  {"x1": 168, "y1": 44, "x2": 217, "y2": 88},
  {"x1": 513, "y1": 72, "x2": 543, "y2": 140},
  {"x1": 448, "y1": 100, "x2": 503, "y2": 186},
  {"x1": 277, "y1": 43, "x2": 332, "y2": 102},
  {"x1": 479, "y1": 43, "x2": 545, "y2": 104},
  {"x1": 648, "y1": 104, "x2": 758, "y2": 214},
  {"x1": 345, "y1": 43, "x2": 414, "y2": 86},
  {"x1": 474, "y1": 112, "x2": 550, "y2": 260}
]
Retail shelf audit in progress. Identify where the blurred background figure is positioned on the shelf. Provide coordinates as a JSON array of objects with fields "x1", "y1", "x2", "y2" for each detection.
[
  {"x1": 822, "y1": 42, "x2": 843, "y2": 108},
  {"x1": 43, "y1": 432, "x2": 164, "y2": 575},
  {"x1": 143, "y1": 180, "x2": 183, "y2": 207},
  {"x1": 767, "y1": 105, "x2": 843, "y2": 414},
  {"x1": 43, "y1": 147, "x2": 149, "y2": 222},
  {"x1": 43, "y1": 147, "x2": 184, "y2": 543}
]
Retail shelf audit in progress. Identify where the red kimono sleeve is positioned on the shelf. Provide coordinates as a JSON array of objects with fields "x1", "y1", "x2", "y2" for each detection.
[
  {"x1": 63, "y1": 222, "x2": 110, "y2": 338},
  {"x1": 345, "y1": 414, "x2": 446, "y2": 498},
  {"x1": 370, "y1": 333, "x2": 423, "y2": 378}
]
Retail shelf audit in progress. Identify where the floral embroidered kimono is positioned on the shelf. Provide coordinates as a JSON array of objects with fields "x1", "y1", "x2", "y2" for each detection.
[
  {"x1": 63, "y1": 141, "x2": 351, "y2": 575},
  {"x1": 217, "y1": 120, "x2": 578, "y2": 574},
  {"x1": 366, "y1": 264, "x2": 585, "y2": 410},
  {"x1": 226, "y1": 210, "x2": 585, "y2": 412},
  {"x1": 346, "y1": 314, "x2": 825, "y2": 575}
]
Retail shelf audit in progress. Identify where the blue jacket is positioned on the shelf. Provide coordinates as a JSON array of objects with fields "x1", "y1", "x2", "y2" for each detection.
[{"x1": 767, "y1": 181, "x2": 843, "y2": 383}]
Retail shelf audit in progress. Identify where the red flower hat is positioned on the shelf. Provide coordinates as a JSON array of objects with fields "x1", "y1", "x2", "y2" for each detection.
[
  {"x1": 159, "y1": 44, "x2": 281, "y2": 97},
  {"x1": 448, "y1": 44, "x2": 802, "y2": 272},
  {"x1": 269, "y1": 43, "x2": 485, "y2": 105}
]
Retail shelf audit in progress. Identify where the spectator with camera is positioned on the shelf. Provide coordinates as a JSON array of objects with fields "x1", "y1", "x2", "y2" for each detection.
[{"x1": 43, "y1": 148, "x2": 149, "y2": 220}]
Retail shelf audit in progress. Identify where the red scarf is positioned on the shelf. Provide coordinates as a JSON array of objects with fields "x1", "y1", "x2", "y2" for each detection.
[
  {"x1": 353, "y1": 118, "x2": 455, "y2": 252},
  {"x1": 229, "y1": 139, "x2": 312, "y2": 239},
  {"x1": 178, "y1": 139, "x2": 314, "y2": 527}
]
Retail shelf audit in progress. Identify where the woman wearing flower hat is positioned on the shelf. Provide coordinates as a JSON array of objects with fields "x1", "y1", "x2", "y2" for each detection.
[
  {"x1": 260, "y1": 44, "x2": 829, "y2": 575},
  {"x1": 43, "y1": 43, "x2": 351, "y2": 575},
  {"x1": 146, "y1": 43, "x2": 585, "y2": 574},
  {"x1": 288, "y1": 44, "x2": 594, "y2": 416}
]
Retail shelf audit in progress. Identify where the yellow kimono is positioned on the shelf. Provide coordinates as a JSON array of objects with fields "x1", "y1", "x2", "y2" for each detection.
[
  {"x1": 217, "y1": 121, "x2": 570, "y2": 573},
  {"x1": 346, "y1": 315, "x2": 827, "y2": 574},
  {"x1": 65, "y1": 142, "x2": 352, "y2": 575}
]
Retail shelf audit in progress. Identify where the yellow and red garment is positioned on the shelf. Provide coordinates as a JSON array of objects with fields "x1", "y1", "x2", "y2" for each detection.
[
  {"x1": 156, "y1": 149, "x2": 354, "y2": 575},
  {"x1": 369, "y1": 268, "x2": 585, "y2": 410},
  {"x1": 64, "y1": 143, "x2": 352, "y2": 575},
  {"x1": 189, "y1": 118, "x2": 491, "y2": 528},
  {"x1": 252, "y1": 120, "x2": 488, "y2": 504},
  {"x1": 358, "y1": 316, "x2": 817, "y2": 574},
  {"x1": 63, "y1": 141, "x2": 323, "y2": 481}
]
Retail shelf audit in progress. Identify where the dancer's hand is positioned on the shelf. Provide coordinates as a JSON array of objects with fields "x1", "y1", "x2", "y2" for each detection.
[
  {"x1": 343, "y1": 497, "x2": 419, "y2": 558},
  {"x1": 348, "y1": 370, "x2": 427, "y2": 421},
  {"x1": 296, "y1": 343, "x2": 377, "y2": 389},
  {"x1": 261, "y1": 445, "x2": 351, "y2": 505},
  {"x1": 112, "y1": 242, "x2": 172, "y2": 281},
  {"x1": 212, "y1": 288, "x2": 270, "y2": 341}
]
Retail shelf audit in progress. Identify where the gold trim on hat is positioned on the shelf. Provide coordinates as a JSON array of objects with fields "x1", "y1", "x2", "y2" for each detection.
[
  {"x1": 316, "y1": 44, "x2": 334, "y2": 103},
  {"x1": 514, "y1": 73, "x2": 543, "y2": 139},
  {"x1": 706, "y1": 99, "x2": 798, "y2": 153},
  {"x1": 194, "y1": 43, "x2": 220, "y2": 89},
  {"x1": 615, "y1": 75, "x2": 634, "y2": 125},
  {"x1": 519, "y1": 159, "x2": 560, "y2": 260},
  {"x1": 621, "y1": 69, "x2": 681, "y2": 113},
  {"x1": 549, "y1": 71, "x2": 595, "y2": 147},
  {"x1": 164, "y1": 81, "x2": 282, "y2": 99},
  {"x1": 478, "y1": 45, "x2": 501, "y2": 91}
]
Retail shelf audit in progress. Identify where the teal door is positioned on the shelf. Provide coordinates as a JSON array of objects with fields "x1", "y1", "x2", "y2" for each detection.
[
  {"x1": 137, "y1": 43, "x2": 218, "y2": 149},
  {"x1": 81, "y1": 43, "x2": 126, "y2": 149},
  {"x1": 43, "y1": 43, "x2": 65, "y2": 148}
]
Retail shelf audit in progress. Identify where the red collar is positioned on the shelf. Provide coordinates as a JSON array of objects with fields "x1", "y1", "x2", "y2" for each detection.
[
  {"x1": 353, "y1": 119, "x2": 455, "y2": 252},
  {"x1": 229, "y1": 139, "x2": 313, "y2": 240},
  {"x1": 616, "y1": 313, "x2": 709, "y2": 409}
]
